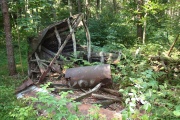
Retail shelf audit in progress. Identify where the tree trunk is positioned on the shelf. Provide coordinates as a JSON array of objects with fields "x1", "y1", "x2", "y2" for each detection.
[
  {"x1": 167, "y1": 34, "x2": 179, "y2": 56},
  {"x1": 137, "y1": 0, "x2": 143, "y2": 41},
  {"x1": 1, "y1": 0, "x2": 17, "y2": 76},
  {"x1": 77, "y1": 0, "x2": 81, "y2": 13},
  {"x1": 68, "y1": 0, "x2": 72, "y2": 16},
  {"x1": 143, "y1": 13, "x2": 147, "y2": 44},
  {"x1": 96, "y1": 0, "x2": 101, "y2": 17},
  {"x1": 142, "y1": 0, "x2": 149, "y2": 44},
  {"x1": 85, "y1": 0, "x2": 90, "y2": 20},
  {"x1": 113, "y1": 0, "x2": 117, "y2": 13}
]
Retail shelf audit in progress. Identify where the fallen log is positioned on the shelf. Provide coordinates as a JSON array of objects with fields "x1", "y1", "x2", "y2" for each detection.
[
  {"x1": 149, "y1": 56, "x2": 180, "y2": 64},
  {"x1": 54, "y1": 87, "x2": 78, "y2": 92},
  {"x1": 92, "y1": 93, "x2": 121, "y2": 102},
  {"x1": 101, "y1": 88, "x2": 122, "y2": 97},
  {"x1": 91, "y1": 100, "x2": 116, "y2": 108},
  {"x1": 73, "y1": 83, "x2": 102, "y2": 101}
]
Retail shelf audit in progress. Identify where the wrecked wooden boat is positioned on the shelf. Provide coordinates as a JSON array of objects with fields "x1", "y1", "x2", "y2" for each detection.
[
  {"x1": 28, "y1": 13, "x2": 92, "y2": 83},
  {"x1": 16, "y1": 14, "x2": 122, "y2": 119},
  {"x1": 26, "y1": 12, "x2": 123, "y2": 86}
]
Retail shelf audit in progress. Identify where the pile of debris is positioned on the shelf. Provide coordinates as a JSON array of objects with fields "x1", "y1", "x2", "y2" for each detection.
[{"x1": 16, "y1": 13, "x2": 123, "y2": 120}]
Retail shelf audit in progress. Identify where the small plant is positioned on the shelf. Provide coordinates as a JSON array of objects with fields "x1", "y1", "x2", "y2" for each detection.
[
  {"x1": 10, "y1": 83, "x2": 81, "y2": 120},
  {"x1": 30, "y1": 83, "x2": 81, "y2": 120},
  {"x1": 10, "y1": 104, "x2": 37, "y2": 120},
  {"x1": 88, "y1": 104, "x2": 106, "y2": 120}
]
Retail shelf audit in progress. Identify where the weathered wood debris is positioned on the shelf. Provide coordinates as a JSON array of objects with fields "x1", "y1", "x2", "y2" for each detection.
[{"x1": 16, "y1": 13, "x2": 123, "y2": 119}]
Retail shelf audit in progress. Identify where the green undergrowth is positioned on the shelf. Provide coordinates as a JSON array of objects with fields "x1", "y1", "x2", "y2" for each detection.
[
  {"x1": 109, "y1": 44, "x2": 180, "y2": 120},
  {"x1": 0, "y1": 42, "x2": 28, "y2": 119},
  {"x1": 1, "y1": 39, "x2": 180, "y2": 119}
]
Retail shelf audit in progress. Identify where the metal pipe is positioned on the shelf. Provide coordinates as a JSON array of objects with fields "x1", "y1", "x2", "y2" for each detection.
[{"x1": 65, "y1": 64, "x2": 112, "y2": 88}]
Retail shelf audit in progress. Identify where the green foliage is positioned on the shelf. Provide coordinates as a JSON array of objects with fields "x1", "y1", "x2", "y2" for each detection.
[
  {"x1": 110, "y1": 46, "x2": 180, "y2": 120},
  {"x1": 0, "y1": 76, "x2": 27, "y2": 120},
  {"x1": 10, "y1": 105, "x2": 37, "y2": 120},
  {"x1": 88, "y1": 104, "x2": 106, "y2": 120},
  {"x1": 30, "y1": 83, "x2": 81, "y2": 120},
  {"x1": 9, "y1": 83, "x2": 82, "y2": 120},
  {"x1": 1, "y1": 0, "x2": 180, "y2": 120},
  {"x1": 88, "y1": 12, "x2": 136, "y2": 47}
]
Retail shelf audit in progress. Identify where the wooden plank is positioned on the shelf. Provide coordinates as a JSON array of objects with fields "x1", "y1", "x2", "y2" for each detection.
[
  {"x1": 73, "y1": 83, "x2": 102, "y2": 101},
  {"x1": 92, "y1": 93, "x2": 121, "y2": 102},
  {"x1": 54, "y1": 26, "x2": 62, "y2": 49},
  {"x1": 82, "y1": 19, "x2": 91, "y2": 62},
  {"x1": 41, "y1": 46, "x2": 56, "y2": 57},
  {"x1": 91, "y1": 100, "x2": 116, "y2": 108},
  {"x1": 101, "y1": 88, "x2": 122, "y2": 97},
  {"x1": 67, "y1": 18, "x2": 77, "y2": 58},
  {"x1": 35, "y1": 52, "x2": 46, "y2": 74}
]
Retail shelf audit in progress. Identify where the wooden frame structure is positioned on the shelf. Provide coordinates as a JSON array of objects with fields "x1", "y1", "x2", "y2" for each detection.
[{"x1": 28, "y1": 13, "x2": 91, "y2": 83}]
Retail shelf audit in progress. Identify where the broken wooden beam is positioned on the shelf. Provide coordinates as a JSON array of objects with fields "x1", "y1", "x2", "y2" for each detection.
[
  {"x1": 54, "y1": 26, "x2": 62, "y2": 49},
  {"x1": 82, "y1": 19, "x2": 91, "y2": 62},
  {"x1": 54, "y1": 86, "x2": 78, "y2": 92},
  {"x1": 92, "y1": 93, "x2": 121, "y2": 102},
  {"x1": 67, "y1": 18, "x2": 77, "y2": 58},
  {"x1": 41, "y1": 46, "x2": 56, "y2": 57},
  {"x1": 101, "y1": 88, "x2": 122, "y2": 97},
  {"x1": 91, "y1": 100, "x2": 116, "y2": 108},
  {"x1": 73, "y1": 83, "x2": 102, "y2": 101},
  {"x1": 35, "y1": 52, "x2": 46, "y2": 74}
]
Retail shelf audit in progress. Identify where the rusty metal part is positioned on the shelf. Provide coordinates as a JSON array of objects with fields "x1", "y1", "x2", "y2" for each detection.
[{"x1": 65, "y1": 64, "x2": 112, "y2": 88}]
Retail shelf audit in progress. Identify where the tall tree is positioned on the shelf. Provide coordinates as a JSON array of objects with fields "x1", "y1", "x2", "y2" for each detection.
[
  {"x1": 113, "y1": 0, "x2": 117, "y2": 13},
  {"x1": 85, "y1": 0, "x2": 90, "y2": 20},
  {"x1": 137, "y1": 0, "x2": 143, "y2": 41},
  {"x1": 77, "y1": 0, "x2": 82, "y2": 13},
  {"x1": 68, "y1": 0, "x2": 73, "y2": 16},
  {"x1": 96, "y1": 0, "x2": 101, "y2": 17},
  {"x1": 1, "y1": 0, "x2": 17, "y2": 75}
]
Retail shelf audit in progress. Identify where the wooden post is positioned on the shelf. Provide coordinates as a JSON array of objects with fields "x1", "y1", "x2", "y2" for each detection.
[
  {"x1": 167, "y1": 34, "x2": 179, "y2": 56},
  {"x1": 54, "y1": 27, "x2": 62, "y2": 49},
  {"x1": 82, "y1": 19, "x2": 91, "y2": 62},
  {"x1": 35, "y1": 52, "x2": 46, "y2": 74},
  {"x1": 67, "y1": 18, "x2": 77, "y2": 58}
]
